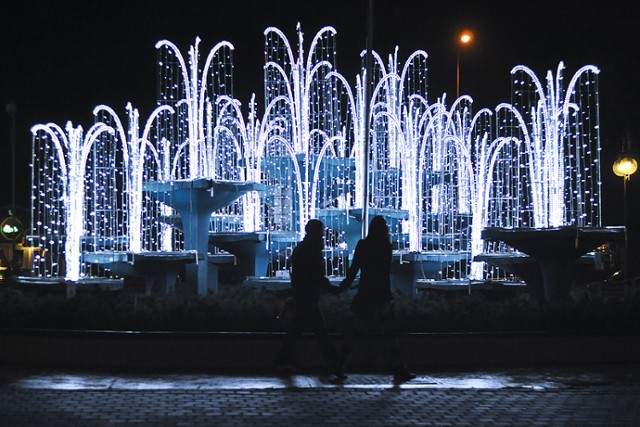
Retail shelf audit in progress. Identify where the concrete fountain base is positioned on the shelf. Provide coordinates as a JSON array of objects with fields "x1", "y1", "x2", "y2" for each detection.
[{"x1": 480, "y1": 226, "x2": 625, "y2": 302}]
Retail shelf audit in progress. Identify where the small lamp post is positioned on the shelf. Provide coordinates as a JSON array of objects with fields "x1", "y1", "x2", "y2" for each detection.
[
  {"x1": 456, "y1": 30, "x2": 473, "y2": 99},
  {"x1": 0, "y1": 212, "x2": 23, "y2": 277},
  {"x1": 612, "y1": 155, "x2": 638, "y2": 281}
]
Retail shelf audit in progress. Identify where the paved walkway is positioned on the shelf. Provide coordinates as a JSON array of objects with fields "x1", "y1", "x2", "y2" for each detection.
[{"x1": 1, "y1": 364, "x2": 639, "y2": 425}]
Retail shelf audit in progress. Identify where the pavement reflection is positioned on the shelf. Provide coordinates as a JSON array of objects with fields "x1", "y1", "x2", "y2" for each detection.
[{"x1": 7, "y1": 363, "x2": 639, "y2": 391}]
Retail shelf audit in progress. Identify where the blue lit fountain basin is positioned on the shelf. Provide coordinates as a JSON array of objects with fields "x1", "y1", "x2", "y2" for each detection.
[
  {"x1": 474, "y1": 250, "x2": 612, "y2": 299},
  {"x1": 316, "y1": 207, "x2": 409, "y2": 250},
  {"x1": 390, "y1": 250, "x2": 472, "y2": 295},
  {"x1": 82, "y1": 251, "x2": 197, "y2": 276},
  {"x1": 207, "y1": 231, "x2": 300, "y2": 277},
  {"x1": 481, "y1": 226, "x2": 625, "y2": 257},
  {"x1": 142, "y1": 179, "x2": 265, "y2": 213},
  {"x1": 243, "y1": 274, "x2": 347, "y2": 292},
  {"x1": 393, "y1": 250, "x2": 472, "y2": 277},
  {"x1": 480, "y1": 226, "x2": 625, "y2": 301}
]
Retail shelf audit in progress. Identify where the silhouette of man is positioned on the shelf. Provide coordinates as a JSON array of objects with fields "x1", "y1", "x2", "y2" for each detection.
[{"x1": 275, "y1": 219, "x2": 345, "y2": 379}]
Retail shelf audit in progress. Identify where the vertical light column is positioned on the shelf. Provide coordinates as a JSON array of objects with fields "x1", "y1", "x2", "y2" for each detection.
[
  {"x1": 30, "y1": 122, "x2": 113, "y2": 281},
  {"x1": 510, "y1": 63, "x2": 601, "y2": 228}
]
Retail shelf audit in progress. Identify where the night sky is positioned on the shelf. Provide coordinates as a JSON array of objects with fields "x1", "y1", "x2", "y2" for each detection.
[{"x1": 2, "y1": 0, "x2": 639, "y2": 239}]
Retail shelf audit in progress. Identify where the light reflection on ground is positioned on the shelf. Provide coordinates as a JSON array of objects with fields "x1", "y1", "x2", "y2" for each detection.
[
  {"x1": 8, "y1": 364, "x2": 635, "y2": 391},
  {"x1": 12, "y1": 371, "x2": 570, "y2": 391}
]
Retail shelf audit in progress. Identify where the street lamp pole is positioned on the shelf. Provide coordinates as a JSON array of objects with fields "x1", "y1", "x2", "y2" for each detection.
[
  {"x1": 362, "y1": 0, "x2": 374, "y2": 239},
  {"x1": 456, "y1": 30, "x2": 473, "y2": 99},
  {"x1": 456, "y1": 52, "x2": 460, "y2": 99},
  {"x1": 613, "y1": 154, "x2": 638, "y2": 282}
]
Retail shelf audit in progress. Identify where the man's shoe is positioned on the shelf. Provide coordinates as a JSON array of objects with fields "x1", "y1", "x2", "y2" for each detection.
[
  {"x1": 329, "y1": 361, "x2": 347, "y2": 381},
  {"x1": 392, "y1": 364, "x2": 416, "y2": 382},
  {"x1": 333, "y1": 366, "x2": 347, "y2": 381}
]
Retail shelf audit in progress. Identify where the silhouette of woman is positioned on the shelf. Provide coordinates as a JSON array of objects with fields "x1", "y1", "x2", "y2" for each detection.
[{"x1": 339, "y1": 215, "x2": 415, "y2": 382}]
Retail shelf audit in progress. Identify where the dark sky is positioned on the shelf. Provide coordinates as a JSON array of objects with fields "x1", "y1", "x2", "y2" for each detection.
[{"x1": 2, "y1": 0, "x2": 639, "y2": 228}]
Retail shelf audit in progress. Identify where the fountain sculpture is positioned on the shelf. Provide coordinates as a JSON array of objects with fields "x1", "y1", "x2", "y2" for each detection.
[{"x1": 27, "y1": 25, "x2": 619, "y2": 299}]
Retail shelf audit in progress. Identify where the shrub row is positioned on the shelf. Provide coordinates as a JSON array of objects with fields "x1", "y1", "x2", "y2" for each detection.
[{"x1": 1, "y1": 283, "x2": 639, "y2": 333}]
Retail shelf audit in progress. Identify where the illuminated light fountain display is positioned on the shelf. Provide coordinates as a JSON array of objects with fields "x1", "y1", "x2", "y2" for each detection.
[
  {"x1": 91, "y1": 103, "x2": 175, "y2": 254},
  {"x1": 254, "y1": 24, "x2": 352, "y2": 277},
  {"x1": 505, "y1": 62, "x2": 602, "y2": 228},
  {"x1": 479, "y1": 63, "x2": 623, "y2": 301},
  {"x1": 80, "y1": 103, "x2": 205, "y2": 294},
  {"x1": 368, "y1": 46, "x2": 428, "y2": 250},
  {"x1": 31, "y1": 121, "x2": 114, "y2": 282},
  {"x1": 444, "y1": 100, "x2": 520, "y2": 280},
  {"x1": 361, "y1": 48, "x2": 478, "y2": 292},
  {"x1": 148, "y1": 37, "x2": 264, "y2": 294},
  {"x1": 27, "y1": 25, "x2": 620, "y2": 299},
  {"x1": 409, "y1": 95, "x2": 476, "y2": 286}
]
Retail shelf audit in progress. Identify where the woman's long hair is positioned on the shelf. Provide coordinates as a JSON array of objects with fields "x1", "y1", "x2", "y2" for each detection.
[{"x1": 366, "y1": 215, "x2": 390, "y2": 244}]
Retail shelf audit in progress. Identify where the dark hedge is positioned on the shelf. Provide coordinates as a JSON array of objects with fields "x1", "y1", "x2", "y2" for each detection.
[{"x1": 1, "y1": 282, "x2": 639, "y2": 334}]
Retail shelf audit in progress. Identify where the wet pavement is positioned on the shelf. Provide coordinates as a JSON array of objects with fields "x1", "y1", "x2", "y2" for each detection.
[{"x1": 0, "y1": 363, "x2": 639, "y2": 425}]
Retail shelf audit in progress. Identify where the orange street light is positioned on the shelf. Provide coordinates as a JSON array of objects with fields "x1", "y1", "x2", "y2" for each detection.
[
  {"x1": 459, "y1": 30, "x2": 473, "y2": 45},
  {"x1": 456, "y1": 30, "x2": 474, "y2": 98}
]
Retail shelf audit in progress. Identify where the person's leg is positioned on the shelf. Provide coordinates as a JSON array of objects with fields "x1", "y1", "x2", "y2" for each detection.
[
  {"x1": 381, "y1": 311, "x2": 401, "y2": 364},
  {"x1": 276, "y1": 308, "x2": 305, "y2": 367},
  {"x1": 340, "y1": 314, "x2": 366, "y2": 356},
  {"x1": 381, "y1": 311, "x2": 415, "y2": 382},
  {"x1": 310, "y1": 306, "x2": 345, "y2": 379}
]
